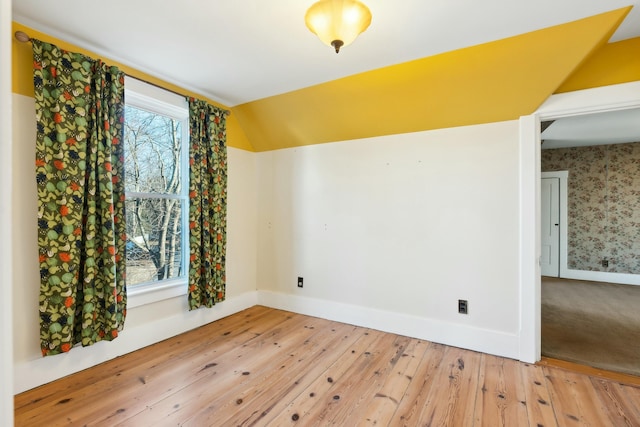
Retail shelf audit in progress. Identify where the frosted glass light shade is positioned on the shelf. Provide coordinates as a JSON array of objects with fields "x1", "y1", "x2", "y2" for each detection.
[{"x1": 305, "y1": 0, "x2": 372, "y2": 53}]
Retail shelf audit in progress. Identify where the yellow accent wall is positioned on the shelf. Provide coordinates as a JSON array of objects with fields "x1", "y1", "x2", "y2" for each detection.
[
  {"x1": 233, "y1": 7, "x2": 632, "y2": 152},
  {"x1": 556, "y1": 36, "x2": 640, "y2": 93},
  {"x1": 11, "y1": 22, "x2": 254, "y2": 152}
]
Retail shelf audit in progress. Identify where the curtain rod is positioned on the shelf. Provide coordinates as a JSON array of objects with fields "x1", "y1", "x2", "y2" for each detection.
[{"x1": 14, "y1": 30, "x2": 231, "y2": 117}]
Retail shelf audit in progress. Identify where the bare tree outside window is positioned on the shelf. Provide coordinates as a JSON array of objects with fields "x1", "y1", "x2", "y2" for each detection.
[{"x1": 124, "y1": 105, "x2": 186, "y2": 285}]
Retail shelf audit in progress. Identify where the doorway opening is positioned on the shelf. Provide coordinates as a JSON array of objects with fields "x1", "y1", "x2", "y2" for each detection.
[
  {"x1": 518, "y1": 80, "x2": 640, "y2": 366},
  {"x1": 537, "y1": 106, "x2": 640, "y2": 376}
]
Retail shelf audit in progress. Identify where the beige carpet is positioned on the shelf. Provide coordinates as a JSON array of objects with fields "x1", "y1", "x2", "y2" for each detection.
[{"x1": 542, "y1": 277, "x2": 640, "y2": 377}]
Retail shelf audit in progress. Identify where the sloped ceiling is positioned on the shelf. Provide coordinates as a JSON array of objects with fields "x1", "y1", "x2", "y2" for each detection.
[
  {"x1": 11, "y1": 2, "x2": 640, "y2": 151},
  {"x1": 234, "y1": 8, "x2": 632, "y2": 151}
]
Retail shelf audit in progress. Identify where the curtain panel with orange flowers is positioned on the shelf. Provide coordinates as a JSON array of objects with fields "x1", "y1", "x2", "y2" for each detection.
[
  {"x1": 33, "y1": 40, "x2": 127, "y2": 356},
  {"x1": 187, "y1": 98, "x2": 227, "y2": 310}
]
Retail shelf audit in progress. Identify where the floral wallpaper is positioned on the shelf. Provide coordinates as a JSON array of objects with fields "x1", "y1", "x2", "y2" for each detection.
[{"x1": 542, "y1": 141, "x2": 640, "y2": 274}]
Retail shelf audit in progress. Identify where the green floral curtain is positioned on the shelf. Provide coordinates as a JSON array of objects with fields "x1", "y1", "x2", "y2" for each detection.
[
  {"x1": 34, "y1": 40, "x2": 127, "y2": 356},
  {"x1": 187, "y1": 98, "x2": 227, "y2": 310}
]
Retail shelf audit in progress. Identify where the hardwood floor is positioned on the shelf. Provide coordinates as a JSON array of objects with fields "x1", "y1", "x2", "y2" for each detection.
[{"x1": 15, "y1": 306, "x2": 640, "y2": 426}]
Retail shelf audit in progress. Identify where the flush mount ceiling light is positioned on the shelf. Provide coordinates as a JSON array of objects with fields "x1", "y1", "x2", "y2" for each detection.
[{"x1": 305, "y1": 0, "x2": 372, "y2": 53}]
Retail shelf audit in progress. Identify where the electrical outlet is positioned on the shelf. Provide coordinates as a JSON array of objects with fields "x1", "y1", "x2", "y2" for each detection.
[
  {"x1": 458, "y1": 299, "x2": 468, "y2": 314},
  {"x1": 297, "y1": 277, "x2": 304, "y2": 288},
  {"x1": 602, "y1": 259, "x2": 609, "y2": 267}
]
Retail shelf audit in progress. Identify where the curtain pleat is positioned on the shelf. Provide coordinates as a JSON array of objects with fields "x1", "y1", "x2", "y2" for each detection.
[
  {"x1": 187, "y1": 98, "x2": 227, "y2": 310},
  {"x1": 34, "y1": 40, "x2": 127, "y2": 356}
]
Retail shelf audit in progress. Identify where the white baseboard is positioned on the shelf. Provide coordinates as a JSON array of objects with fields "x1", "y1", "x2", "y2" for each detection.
[
  {"x1": 560, "y1": 269, "x2": 640, "y2": 286},
  {"x1": 14, "y1": 291, "x2": 259, "y2": 394},
  {"x1": 16, "y1": 289, "x2": 522, "y2": 394},
  {"x1": 257, "y1": 290, "x2": 520, "y2": 361}
]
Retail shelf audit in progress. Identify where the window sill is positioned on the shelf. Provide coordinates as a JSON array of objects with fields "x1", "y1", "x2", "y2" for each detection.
[{"x1": 127, "y1": 278, "x2": 187, "y2": 309}]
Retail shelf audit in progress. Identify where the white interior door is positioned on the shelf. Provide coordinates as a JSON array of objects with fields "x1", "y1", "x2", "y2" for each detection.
[{"x1": 541, "y1": 177, "x2": 560, "y2": 276}]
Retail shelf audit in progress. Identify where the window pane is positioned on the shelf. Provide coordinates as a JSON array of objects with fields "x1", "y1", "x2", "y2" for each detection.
[
  {"x1": 124, "y1": 105, "x2": 182, "y2": 194},
  {"x1": 125, "y1": 198, "x2": 183, "y2": 286}
]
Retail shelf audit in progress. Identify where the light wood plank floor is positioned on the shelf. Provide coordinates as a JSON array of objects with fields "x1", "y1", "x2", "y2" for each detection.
[{"x1": 15, "y1": 306, "x2": 640, "y2": 426}]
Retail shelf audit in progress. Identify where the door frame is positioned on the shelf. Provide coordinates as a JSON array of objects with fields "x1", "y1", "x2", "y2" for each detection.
[
  {"x1": 518, "y1": 80, "x2": 640, "y2": 363},
  {"x1": 1, "y1": 0, "x2": 13, "y2": 423}
]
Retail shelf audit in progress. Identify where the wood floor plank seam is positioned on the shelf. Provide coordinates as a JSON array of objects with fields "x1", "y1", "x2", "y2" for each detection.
[
  {"x1": 115, "y1": 313, "x2": 329, "y2": 426},
  {"x1": 386, "y1": 342, "x2": 448, "y2": 425},
  {"x1": 262, "y1": 329, "x2": 394, "y2": 426},
  {"x1": 243, "y1": 326, "x2": 369, "y2": 426},
  {"x1": 179, "y1": 319, "x2": 353, "y2": 426},
  {"x1": 320, "y1": 335, "x2": 413, "y2": 425},
  {"x1": 354, "y1": 338, "x2": 431, "y2": 426},
  {"x1": 202, "y1": 323, "x2": 368, "y2": 427},
  {"x1": 535, "y1": 365, "x2": 562, "y2": 427},
  {"x1": 69, "y1": 311, "x2": 297, "y2": 425}
]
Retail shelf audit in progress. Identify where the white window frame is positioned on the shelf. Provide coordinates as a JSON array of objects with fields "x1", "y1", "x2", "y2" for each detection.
[{"x1": 124, "y1": 77, "x2": 190, "y2": 308}]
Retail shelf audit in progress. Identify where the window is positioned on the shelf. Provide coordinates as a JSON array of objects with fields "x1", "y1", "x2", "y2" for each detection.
[{"x1": 124, "y1": 78, "x2": 189, "y2": 306}]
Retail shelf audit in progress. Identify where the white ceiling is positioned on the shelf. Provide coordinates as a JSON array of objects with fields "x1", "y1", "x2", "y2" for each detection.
[
  {"x1": 12, "y1": 0, "x2": 640, "y2": 107},
  {"x1": 542, "y1": 108, "x2": 640, "y2": 149}
]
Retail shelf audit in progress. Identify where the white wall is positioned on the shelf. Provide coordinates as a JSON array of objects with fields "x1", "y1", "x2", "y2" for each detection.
[
  {"x1": 12, "y1": 93, "x2": 258, "y2": 393},
  {"x1": 1, "y1": 0, "x2": 14, "y2": 423},
  {"x1": 256, "y1": 121, "x2": 523, "y2": 358}
]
